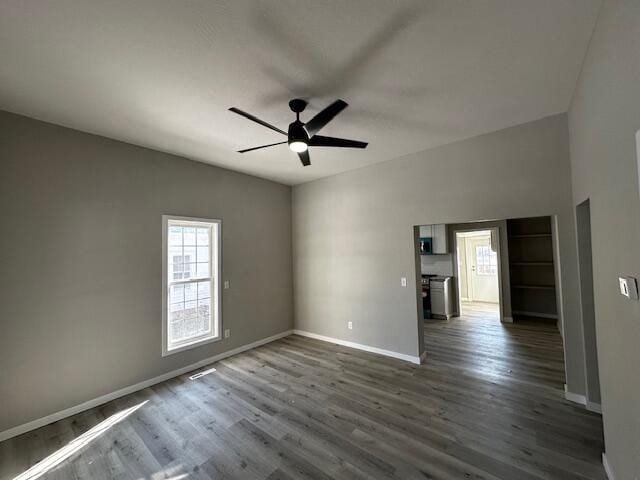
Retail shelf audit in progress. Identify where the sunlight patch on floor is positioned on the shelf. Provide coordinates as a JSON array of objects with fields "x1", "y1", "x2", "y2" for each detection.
[{"x1": 13, "y1": 401, "x2": 147, "y2": 480}]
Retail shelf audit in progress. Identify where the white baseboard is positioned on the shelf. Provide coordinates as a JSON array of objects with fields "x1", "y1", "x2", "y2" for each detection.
[
  {"x1": 502, "y1": 316, "x2": 514, "y2": 323},
  {"x1": 564, "y1": 387, "x2": 602, "y2": 414},
  {"x1": 564, "y1": 384, "x2": 587, "y2": 405},
  {"x1": 0, "y1": 330, "x2": 293, "y2": 443},
  {"x1": 586, "y1": 401, "x2": 602, "y2": 414},
  {"x1": 602, "y1": 453, "x2": 615, "y2": 480},
  {"x1": 293, "y1": 329, "x2": 421, "y2": 364}
]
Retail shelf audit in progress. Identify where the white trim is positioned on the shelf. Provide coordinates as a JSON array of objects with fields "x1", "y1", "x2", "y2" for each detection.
[
  {"x1": 564, "y1": 384, "x2": 587, "y2": 405},
  {"x1": 502, "y1": 316, "x2": 514, "y2": 323},
  {"x1": 162, "y1": 215, "x2": 223, "y2": 356},
  {"x1": 419, "y1": 351, "x2": 427, "y2": 364},
  {"x1": 586, "y1": 401, "x2": 602, "y2": 414},
  {"x1": 0, "y1": 330, "x2": 293, "y2": 442},
  {"x1": 602, "y1": 453, "x2": 615, "y2": 480},
  {"x1": 293, "y1": 329, "x2": 421, "y2": 364}
]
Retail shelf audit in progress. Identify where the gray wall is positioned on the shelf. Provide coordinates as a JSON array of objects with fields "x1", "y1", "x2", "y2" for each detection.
[
  {"x1": 293, "y1": 113, "x2": 587, "y2": 396},
  {"x1": 0, "y1": 110, "x2": 293, "y2": 433},
  {"x1": 567, "y1": 0, "x2": 640, "y2": 476}
]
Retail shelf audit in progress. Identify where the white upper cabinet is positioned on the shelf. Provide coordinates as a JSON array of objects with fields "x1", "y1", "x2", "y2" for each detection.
[
  {"x1": 419, "y1": 225, "x2": 433, "y2": 238},
  {"x1": 432, "y1": 224, "x2": 448, "y2": 254},
  {"x1": 419, "y1": 224, "x2": 449, "y2": 254}
]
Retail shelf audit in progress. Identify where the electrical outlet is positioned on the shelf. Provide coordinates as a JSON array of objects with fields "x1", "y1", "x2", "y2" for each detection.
[
  {"x1": 401, "y1": 277, "x2": 407, "y2": 287},
  {"x1": 348, "y1": 321, "x2": 353, "y2": 330},
  {"x1": 224, "y1": 280, "x2": 230, "y2": 289},
  {"x1": 619, "y1": 276, "x2": 639, "y2": 300},
  {"x1": 224, "y1": 329, "x2": 230, "y2": 338}
]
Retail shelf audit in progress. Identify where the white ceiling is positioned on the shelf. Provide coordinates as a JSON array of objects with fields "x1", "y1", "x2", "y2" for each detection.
[{"x1": 0, "y1": 0, "x2": 601, "y2": 185}]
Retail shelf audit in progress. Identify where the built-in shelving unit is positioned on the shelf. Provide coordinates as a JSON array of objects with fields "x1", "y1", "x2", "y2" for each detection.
[
  {"x1": 507, "y1": 216, "x2": 558, "y2": 324},
  {"x1": 512, "y1": 284, "x2": 556, "y2": 290},
  {"x1": 510, "y1": 233, "x2": 552, "y2": 239},
  {"x1": 510, "y1": 261, "x2": 554, "y2": 266}
]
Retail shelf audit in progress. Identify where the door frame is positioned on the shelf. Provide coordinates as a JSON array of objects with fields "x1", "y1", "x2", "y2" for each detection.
[
  {"x1": 453, "y1": 226, "x2": 505, "y2": 322},
  {"x1": 575, "y1": 199, "x2": 602, "y2": 413}
]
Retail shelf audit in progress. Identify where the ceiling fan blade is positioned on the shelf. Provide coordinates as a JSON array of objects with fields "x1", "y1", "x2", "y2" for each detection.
[
  {"x1": 308, "y1": 135, "x2": 368, "y2": 149},
  {"x1": 228, "y1": 107, "x2": 287, "y2": 136},
  {"x1": 298, "y1": 150, "x2": 311, "y2": 167},
  {"x1": 237, "y1": 141, "x2": 287, "y2": 153},
  {"x1": 304, "y1": 100, "x2": 348, "y2": 137}
]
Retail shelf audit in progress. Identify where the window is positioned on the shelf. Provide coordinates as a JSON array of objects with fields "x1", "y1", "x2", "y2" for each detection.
[
  {"x1": 162, "y1": 216, "x2": 221, "y2": 355},
  {"x1": 475, "y1": 245, "x2": 497, "y2": 275}
]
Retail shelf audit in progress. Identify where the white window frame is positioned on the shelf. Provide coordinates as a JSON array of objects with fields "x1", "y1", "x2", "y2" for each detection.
[{"x1": 162, "y1": 215, "x2": 222, "y2": 356}]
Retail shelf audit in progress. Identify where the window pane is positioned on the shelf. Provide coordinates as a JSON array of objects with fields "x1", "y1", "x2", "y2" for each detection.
[
  {"x1": 183, "y1": 246, "x2": 196, "y2": 263},
  {"x1": 170, "y1": 310, "x2": 198, "y2": 342},
  {"x1": 170, "y1": 301, "x2": 184, "y2": 313},
  {"x1": 183, "y1": 227, "x2": 196, "y2": 245},
  {"x1": 184, "y1": 283, "x2": 197, "y2": 302},
  {"x1": 182, "y1": 263, "x2": 195, "y2": 279},
  {"x1": 197, "y1": 281, "x2": 211, "y2": 299},
  {"x1": 168, "y1": 226, "x2": 183, "y2": 246},
  {"x1": 170, "y1": 284, "x2": 184, "y2": 304},
  {"x1": 196, "y1": 246, "x2": 210, "y2": 263},
  {"x1": 198, "y1": 297, "x2": 211, "y2": 319},
  {"x1": 184, "y1": 300, "x2": 197, "y2": 317},
  {"x1": 169, "y1": 245, "x2": 182, "y2": 259},
  {"x1": 196, "y1": 228, "x2": 209, "y2": 246},
  {"x1": 196, "y1": 262, "x2": 209, "y2": 278}
]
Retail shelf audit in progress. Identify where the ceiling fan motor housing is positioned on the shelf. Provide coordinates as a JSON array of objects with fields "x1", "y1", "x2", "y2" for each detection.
[{"x1": 288, "y1": 120, "x2": 309, "y2": 146}]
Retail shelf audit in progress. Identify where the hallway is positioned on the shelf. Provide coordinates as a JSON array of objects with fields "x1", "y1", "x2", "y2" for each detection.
[{"x1": 460, "y1": 301, "x2": 500, "y2": 322}]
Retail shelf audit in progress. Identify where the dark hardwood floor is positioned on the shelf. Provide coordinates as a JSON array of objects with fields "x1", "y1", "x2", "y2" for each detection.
[{"x1": 1, "y1": 307, "x2": 605, "y2": 479}]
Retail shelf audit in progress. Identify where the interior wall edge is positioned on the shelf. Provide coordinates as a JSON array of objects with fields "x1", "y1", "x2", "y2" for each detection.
[{"x1": 602, "y1": 453, "x2": 616, "y2": 480}]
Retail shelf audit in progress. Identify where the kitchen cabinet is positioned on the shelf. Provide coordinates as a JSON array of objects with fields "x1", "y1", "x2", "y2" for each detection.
[
  {"x1": 430, "y1": 277, "x2": 453, "y2": 319},
  {"x1": 432, "y1": 224, "x2": 448, "y2": 254},
  {"x1": 420, "y1": 224, "x2": 449, "y2": 254}
]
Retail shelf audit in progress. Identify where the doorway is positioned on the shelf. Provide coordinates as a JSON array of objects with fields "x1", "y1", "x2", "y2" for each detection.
[
  {"x1": 455, "y1": 229, "x2": 501, "y2": 320},
  {"x1": 576, "y1": 199, "x2": 602, "y2": 412}
]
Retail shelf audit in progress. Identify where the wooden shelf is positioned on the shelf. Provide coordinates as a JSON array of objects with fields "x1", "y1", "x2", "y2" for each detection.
[
  {"x1": 512, "y1": 284, "x2": 555, "y2": 290},
  {"x1": 510, "y1": 262, "x2": 554, "y2": 266},
  {"x1": 509, "y1": 233, "x2": 552, "y2": 239}
]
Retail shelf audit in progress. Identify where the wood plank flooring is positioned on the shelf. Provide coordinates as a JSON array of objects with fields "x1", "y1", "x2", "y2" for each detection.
[{"x1": 0, "y1": 309, "x2": 605, "y2": 479}]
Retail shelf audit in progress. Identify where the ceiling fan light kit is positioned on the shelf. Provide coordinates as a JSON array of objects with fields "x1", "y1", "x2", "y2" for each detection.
[
  {"x1": 229, "y1": 98, "x2": 368, "y2": 166},
  {"x1": 289, "y1": 141, "x2": 308, "y2": 153}
]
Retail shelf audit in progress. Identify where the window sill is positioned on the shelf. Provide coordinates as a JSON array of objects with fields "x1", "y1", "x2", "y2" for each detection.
[{"x1": 162, "y1": 334, "x2": 222, "y2": 357}]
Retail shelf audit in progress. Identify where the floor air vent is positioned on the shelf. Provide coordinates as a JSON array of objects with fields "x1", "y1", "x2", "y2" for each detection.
[{"x1": 189, "y1": 367, "x2": 217, "y2": 380}]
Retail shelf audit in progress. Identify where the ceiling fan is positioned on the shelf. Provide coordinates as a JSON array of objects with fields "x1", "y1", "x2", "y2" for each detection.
[{"x1": 229, "y1": 99, "x2": 368, "y2": 166}]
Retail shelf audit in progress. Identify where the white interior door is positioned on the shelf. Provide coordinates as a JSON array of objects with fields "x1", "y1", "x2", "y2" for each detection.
[{"x1": 467, "y1": 236, "x2": 499, "y2": 303}]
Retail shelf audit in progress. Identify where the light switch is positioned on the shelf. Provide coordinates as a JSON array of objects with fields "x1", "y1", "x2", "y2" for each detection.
[
  {"x1": 401, "y1": 277, "x2": 407, "y2": 287},
  {"x1": 224, "y1": 280, "x2": 230, "y2": 290},
  {"x1": 619, "y1": 276, "x2": 639, "y2": 300}
]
